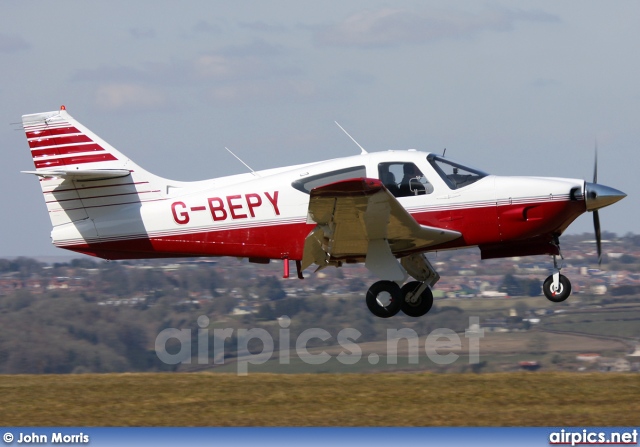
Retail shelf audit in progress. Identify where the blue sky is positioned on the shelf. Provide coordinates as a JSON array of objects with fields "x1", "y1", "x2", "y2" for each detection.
[{"x1": 1, "y1": 1, "x2": 637, "y2": 257}]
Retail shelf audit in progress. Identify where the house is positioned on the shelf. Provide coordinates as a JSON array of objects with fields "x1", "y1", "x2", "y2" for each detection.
[
  {"x1": 598, "y1": 357, "x2": 631, "y2": 372},
  {"x1": 576, "y1": 353, "x2": 601, "y2": 362},
  {"x1": 519, "y1": 361, "x2": 541, "y2": 371}
]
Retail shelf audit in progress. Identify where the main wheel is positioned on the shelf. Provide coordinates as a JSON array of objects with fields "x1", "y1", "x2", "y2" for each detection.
[
  {"x1": 366, "y1": 280, "x2": 401, "y2": 318},
  {"x1": 399, "y1": 281, "x2": 434, "y2": 317},
  {"x1": 543, "y1": 274, "x2": 572, "y2": 302}
]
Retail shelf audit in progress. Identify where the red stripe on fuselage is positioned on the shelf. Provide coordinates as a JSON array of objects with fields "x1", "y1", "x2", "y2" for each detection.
[
  {"x1": 52, "y1": 198, "x2": 586, "y2": 262},
  {"x1": 409, "y1": 198, "x2": 584, "y2": 249},
  {"x1": 56, "y1": 222, "x2": 316, "y2": 261}
]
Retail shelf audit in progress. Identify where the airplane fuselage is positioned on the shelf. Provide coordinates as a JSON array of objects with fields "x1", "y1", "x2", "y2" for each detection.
[{"x1": 51, "y1": 150, "x2": 585, "y2": 262}]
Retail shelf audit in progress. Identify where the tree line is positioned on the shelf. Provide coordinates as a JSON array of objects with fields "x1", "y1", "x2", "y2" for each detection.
[{"x1": 0, "y1": 257, "x2": 475, "y2": 374}]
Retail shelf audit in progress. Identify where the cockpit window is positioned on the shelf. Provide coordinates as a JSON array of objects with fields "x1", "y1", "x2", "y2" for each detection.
[
  {"x1": 291, "y1": 165, "x2": 366, "y2": 194},
  {"x1": 427, "y1": 155, "x2": 488, "y2": 190}
]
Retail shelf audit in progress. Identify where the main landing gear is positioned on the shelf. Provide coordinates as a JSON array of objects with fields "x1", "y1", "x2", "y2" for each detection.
[
  {"x1": 366, "y1": 279, "x2": 435, "y2": 318},
  {"x1": 365, "y1": 253, "x2": 437, "y2": 318}
]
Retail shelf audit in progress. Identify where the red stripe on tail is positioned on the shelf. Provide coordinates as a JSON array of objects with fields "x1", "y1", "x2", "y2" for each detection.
[
  {"x1": 28, "y1": 135, "x2": 92, "y2": 148},
  {"x1": 34, "y1": 153, "x2": 118, "y2": 168},
  {"x1": 32, "y1": 144, "x2": 107, "y2": 158},
  {"x1": 25, "y1": 126, "x2": 80, "y2": 139}
]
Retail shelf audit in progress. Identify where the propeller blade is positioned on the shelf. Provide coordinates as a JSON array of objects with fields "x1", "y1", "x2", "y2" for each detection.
[
  {"x1": 593, "y1": 209, "x2": 602, "y2": 266},
  {"x1": 593, "y1": 141, "x2": 598, "y2": 184}
]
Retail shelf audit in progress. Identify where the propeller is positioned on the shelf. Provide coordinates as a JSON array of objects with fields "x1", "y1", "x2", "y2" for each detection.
[
  {"x1": 583, "y1": 143, "x2": 625, "y2": 267},
  {"x1": 593, "y1": 205, "x2": 602, "y2": 266},
  {"x1": 592, "y1": 146, "x2": 602, "y2": 266}
]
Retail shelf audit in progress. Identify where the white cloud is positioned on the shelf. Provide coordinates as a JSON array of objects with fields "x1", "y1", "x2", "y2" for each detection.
[
  {"x1": 0, "y1": 32, "x2": 30, "y2": 53},
  {"x1": 70, "y1": 38, "x2": 307, "y2": 109},
  {"x1": 531, "y1": 78, "x2": 561, "y2": 88},
  {"x1": 314, "y1": 7, "x2": 560, "y2": 48},
  {"x1": 95, "y1": 83, "x2": 167, "y2": 111},
  {"x1": 192, "y1": 40, "x2": 301, "y2": 85},
  {"x1": 72, "y1": 65, "x2": 152, "y2": 83},
  {"x1": 238, "y1": 21, "x2": 287, "y2": 34},
  {"x1": 208, "y1": 79, "x2": 317, "y2": 105},
  {"x1": 194, "y1": 54, "x2": 237, "y2": 79},
  {"x1": 191, "y1": 20, "x2": 224, "y2": 36},
  {"x1": 129, "y1": 27, "x2": 156, "y2": 40}
]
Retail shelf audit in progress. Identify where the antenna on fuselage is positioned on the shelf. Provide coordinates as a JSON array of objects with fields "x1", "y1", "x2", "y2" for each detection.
[
  {"x1": 225, "y1": 147, "x2": 259, "y2": 177},
  {"x1": 442, "y1": 148, "x2": 447, "y2": 157},
  {"x1": 334, "y1": 121, "x2": 368, "y2": 155}
]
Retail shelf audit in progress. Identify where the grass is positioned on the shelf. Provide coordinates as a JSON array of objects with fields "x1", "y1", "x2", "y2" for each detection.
[
  {"x1": 545, "y1": 320, "x2": 640, "y2": 338},
  {"x1": 191, "y1": 331, "x2": 628, "y2": 374},
  {"x1": 543, "y1": 310, "x2": 640, "y2": 339},
  {"x1": 1, "y1": 372, "x2": 639, "y2": 426},
  {"x1": 442, "y1": 295, "x2": 547, "y2": 310}
]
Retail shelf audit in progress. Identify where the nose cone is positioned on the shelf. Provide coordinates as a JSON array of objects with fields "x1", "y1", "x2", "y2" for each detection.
[{"x1": 585, "y1": 182, "x2": 626, "y2": 211}]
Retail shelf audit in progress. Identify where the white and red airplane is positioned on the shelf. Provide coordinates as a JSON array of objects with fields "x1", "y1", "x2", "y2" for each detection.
[{"x1": 21, "y1": 106, "x2": 626, "y2": 318}]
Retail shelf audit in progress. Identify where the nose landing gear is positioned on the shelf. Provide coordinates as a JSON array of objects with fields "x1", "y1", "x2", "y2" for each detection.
[
  {"x1": 543, "y1": 249, "x2": 572, "y2": 303},
  {"x1": 542, "y1": 272, "x2": 572, "y2": 302}
]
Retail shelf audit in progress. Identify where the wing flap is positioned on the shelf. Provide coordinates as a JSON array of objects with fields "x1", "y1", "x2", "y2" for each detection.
[{"x1": 302, "y1": 178, "x2": 461, "y2": 270}]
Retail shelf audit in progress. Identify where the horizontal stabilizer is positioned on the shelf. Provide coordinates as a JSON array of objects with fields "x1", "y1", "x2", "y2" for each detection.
[{"x1": 21, "y1": 169, "x2": 131, "y2": 180}]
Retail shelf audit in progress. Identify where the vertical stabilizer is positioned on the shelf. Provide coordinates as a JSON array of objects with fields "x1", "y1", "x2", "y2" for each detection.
[{"x1": 21, "y1": 107, "x2": 166, "y2": 240}]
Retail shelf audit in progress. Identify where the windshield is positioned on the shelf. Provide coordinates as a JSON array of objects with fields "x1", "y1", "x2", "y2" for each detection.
[{"x1": 427, "y1": 155, "x2": 488, "y2": 190}]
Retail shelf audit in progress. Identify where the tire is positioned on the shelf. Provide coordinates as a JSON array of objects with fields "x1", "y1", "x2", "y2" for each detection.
[
  {"x1": 543, "y1": 274, "x2": 572, "y2": 303},
  {"x1": 366, "y1": 280, "x2": 401, "y2": 318},
  {"x1": 399, "y1": 281, "x2": 434, "y2": 317}
]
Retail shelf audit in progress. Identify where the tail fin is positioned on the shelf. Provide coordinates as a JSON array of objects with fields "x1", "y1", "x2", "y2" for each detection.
[
  {"x1": 21, "y1": 106, "x2": 165, "y2": 230},
  {"x1": 22, "y1": 106, "x2": 133, "y2": 173}
]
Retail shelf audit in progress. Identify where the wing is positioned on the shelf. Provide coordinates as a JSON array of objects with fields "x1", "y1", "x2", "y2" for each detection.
[{"x1": 301, "y1": 178, "x2": 461, "y2": 277}]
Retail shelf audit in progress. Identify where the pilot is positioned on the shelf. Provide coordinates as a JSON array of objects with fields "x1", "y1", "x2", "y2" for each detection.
[
  {"x1": 380, "y1": 171, "x2": 400, "y2": 196},
  {"x1": 399, "y1": 163, "x2": 424, "y2": 196}
]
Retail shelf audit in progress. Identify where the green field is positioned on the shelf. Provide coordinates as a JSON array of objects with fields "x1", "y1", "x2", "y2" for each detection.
[
  {"x1": 1, "y1": 373, "x2": 639, "y2": 426},
  {"x1": 545, "y1": 320, "x2": 640, "y2": 338},
  {"x1": 543, "y1": 309, "x2": 640, "y2": 338}
]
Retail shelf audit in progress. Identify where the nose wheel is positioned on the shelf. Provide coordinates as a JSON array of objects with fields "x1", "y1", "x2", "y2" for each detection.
[{"x1": 543, "y1": 273, "x2": 572, "y2": 302}]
